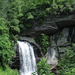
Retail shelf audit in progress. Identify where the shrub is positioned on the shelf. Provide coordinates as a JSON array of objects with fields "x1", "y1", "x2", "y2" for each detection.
[
  {"x1": 0, "y1": 18, "x2": 15, "y2": 68},
  {"x1": 35, "y1": 34, "x2": 49, "y2": 55},
  {"x1": 0, "y1": 65, "x2": 19, "y2": 75},
  {"x1": 58, "y1": 44, "x2": 75, "y2": 75},
  {"x1": 37, "y1": 58, "x2": 55, "y2": 75}
]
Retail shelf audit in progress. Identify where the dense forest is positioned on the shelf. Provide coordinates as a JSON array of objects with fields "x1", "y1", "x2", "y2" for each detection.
[{"x1": 0, "y1": 0, "x2": 75, "y2": 75}]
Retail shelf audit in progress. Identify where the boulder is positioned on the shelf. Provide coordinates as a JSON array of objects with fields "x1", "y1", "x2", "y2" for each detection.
[{"x1": 46, "y1": 47, "x2": 58, "y2": 65}]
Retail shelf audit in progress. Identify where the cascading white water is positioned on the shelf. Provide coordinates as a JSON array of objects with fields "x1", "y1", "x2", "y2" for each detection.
[{"x1": 18, "y1": 41, "x2": 37, "y2": 75}]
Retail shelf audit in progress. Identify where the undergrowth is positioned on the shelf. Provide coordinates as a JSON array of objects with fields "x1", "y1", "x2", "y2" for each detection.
[
  {"x1": 58, "y1": 44, "x2": 75, "y2": 75},
  {"x1": 0, "y1": 65, "x2": 19, "y2": 75}
]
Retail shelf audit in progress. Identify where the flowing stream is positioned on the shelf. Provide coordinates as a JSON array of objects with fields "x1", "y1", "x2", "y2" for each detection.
[{"x1": 18, "y1": 41, "x2": 37, "y2": 75}]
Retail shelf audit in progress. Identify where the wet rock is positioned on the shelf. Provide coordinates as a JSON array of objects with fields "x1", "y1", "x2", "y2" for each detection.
[{"x1": 18, "y1": 36, "x2": 37, "y2": 45}]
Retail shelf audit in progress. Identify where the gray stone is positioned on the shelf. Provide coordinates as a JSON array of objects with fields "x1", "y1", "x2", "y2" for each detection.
[
  {"x1": 50, "y1": 28, "x2": 72, "y2": 47},
  {"x1": 18, "y1": 36, "x2": 36, "y2": 44},
  {"x1": 20, "y1": 15, "x2": 75, "y2": 36},
  {"x1": 31, "y1": 15, "x2": 75, "y2": 35},
  {"x1": 50, "y1": 35, "x2": 57, "y2": 47},
  {"x1": 59, "y1": 47, "x2": 66, "y2": 53},
  {"x1": 33, "y1": 22, "x2": 58, "y2": 32},
  {"x1": 57, "y1": 28, "x2": 69, "y2": 46},
  {"x1": 49, "y1": 27, "x2": 75, "y2": 58},
  {"x1": 46, "y1": 47, "x2": 58, "y2": 65}
]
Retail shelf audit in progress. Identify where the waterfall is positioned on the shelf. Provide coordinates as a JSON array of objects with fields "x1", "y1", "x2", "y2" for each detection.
[{"x1": 18, "y1": 41, "x2": 37, "y2": 75}]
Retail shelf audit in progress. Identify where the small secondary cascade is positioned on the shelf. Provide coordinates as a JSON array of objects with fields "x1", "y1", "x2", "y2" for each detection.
[{"x1": 18, "y1": 41, "x2": 37, "y2": 75}]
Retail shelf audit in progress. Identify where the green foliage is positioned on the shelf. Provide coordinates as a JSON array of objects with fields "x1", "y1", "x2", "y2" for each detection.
[
  {"x1": 0, "y1": 0, "x2": 23, "y2": 68},
  {"x1": 65, "y1": 68, "x2": 75, "y2": 75},
  {"x1": 0, "y1": 0, "x2": 75, "y2": 73},
  {"x1": 27, "y1": 12, "x2": 34, "y2": 20},
  {"x1": 7, "y1": 0, "x2": 22, "y2": 34},
  {"x1": 0, "y1": 65, "x2": 19, "y2": 75},
  {"x1": 37, "y1": 58, "x2": 54, "y2": 75},
  {"x1": 46, "y1": 0, "x2": 75, "y2": 15},
  {"x1": 0, "y1": 18, "x2": 15, "y2": 68},
  {"x1": 58, "y1": 44, "x2": 75, "y2": 75},
  {"x1": 19, "y1": 0, "x2": 75, "y2": 33},
  {"x1": 0, "y1": 18, "x2": 8, "y2": 34},
  {"x1": 35, "y1": 34, "x2": 49, "y2": 55}
]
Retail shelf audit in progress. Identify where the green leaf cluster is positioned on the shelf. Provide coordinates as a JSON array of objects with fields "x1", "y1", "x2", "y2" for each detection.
[
  {"x1": 0, "y1": 18, "x2": 15, "y2": 68},
  {"x1": 58, "y1": 44, "x2": 75, "y2": 75},
  {"x1": 35, "y1": 34, "x2": 50, "y2": 55},
  {"x1": 0, "y1": 65, "x2": 18, "y2": 75},
  {"x1": 37, "y1": 58, "x2": 54, "y2": 75},
  {"x1": 0, "y1": 0, "x2": 23, "y2": 68}
]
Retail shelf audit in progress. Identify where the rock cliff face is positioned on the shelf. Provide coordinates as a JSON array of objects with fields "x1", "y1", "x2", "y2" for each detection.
[
  {"x1": 46, "y1": 27, "x2": 75, "y2": 65},
  {"x1": 28, "y1": 15, "x2": 75, "y2": 65},
  {"x1": 13, "y1": 15, "x2": 75, "y2": 69},
  {"x1": 31, "y1": 15, "x2": 75, "y2": 65},
  {"x1": 26, "y1": 15, "x2": 75, "y2": 36}
]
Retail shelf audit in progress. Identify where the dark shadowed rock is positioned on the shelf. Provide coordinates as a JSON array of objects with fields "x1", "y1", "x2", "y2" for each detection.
[
  {"x1": 29, "y1": 15, "x2": 75, "y2": 36},
  {"x1": 20, "y1": 15, "x2": 75, "y2": 36}
]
